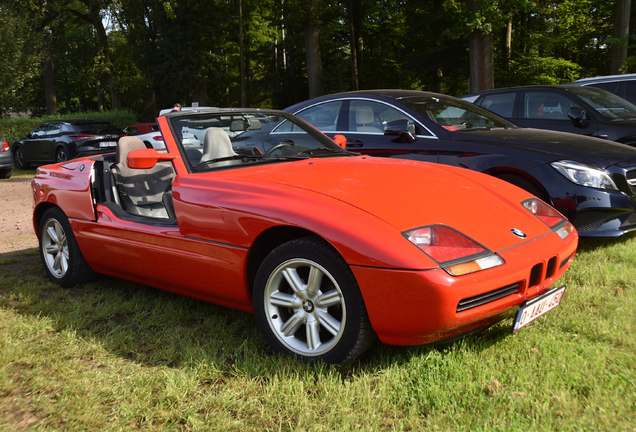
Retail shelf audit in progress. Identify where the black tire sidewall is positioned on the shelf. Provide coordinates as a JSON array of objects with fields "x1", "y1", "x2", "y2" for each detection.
[
  {"x1": 39, "y1": 207, "x2": 95, "y2": 287},
  {"x1": 14, "y1": 147, "x2": 27, "y2": 170},
  {"x1": 56, "y1": 147, "x2": 69, "y2": 163},
  {"x1": 253, "y1": 236, "x2": 370, "y2": 364}
]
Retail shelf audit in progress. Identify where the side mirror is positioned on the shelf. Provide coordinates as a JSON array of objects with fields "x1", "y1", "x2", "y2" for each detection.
[
  {"x1": 333, "y1": 134, "x2": 347, "y2": 148},
  {"x1": 26, "y1": 133, "x2": 33, "y2": 139},
  {"x1": 567, "y1": 107, "x2": 586, "y2": 126},
  {"x1": 384, "y1": 119, "x2": 415, "y2": 143},
  {"x1": 127, "y1": 148, "x2": 177, "y2": 169}
]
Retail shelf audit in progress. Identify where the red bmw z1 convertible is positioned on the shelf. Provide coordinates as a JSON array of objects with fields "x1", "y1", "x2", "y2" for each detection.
[{"x1": 31, "y1": 108, "x2": 578, "y2": 364}]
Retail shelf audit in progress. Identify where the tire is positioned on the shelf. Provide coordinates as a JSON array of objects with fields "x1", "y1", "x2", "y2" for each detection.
[
  {"x1": 0, "y1": 168, "x2": 12, "y2": 179},
  {"x1": 39, "y1": 207, "x2": 96, "y2": 287},
  {"x1": 56, "y1": 147, "x2": 69, "y2": 163},
  {"x1": 13, "y1": 146, "x2": 28, "y2": 170},
  {"x1": 495, "y1": 173, "x2": 548, "y2": 202},
  {"x1": 253, "y1": 236, "x2": 376, "y2": 364}
]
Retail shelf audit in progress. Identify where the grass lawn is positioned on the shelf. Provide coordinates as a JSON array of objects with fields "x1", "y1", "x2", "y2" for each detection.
[{"x1": 1, "y1": 229, "x2": 635, "y2": 430}]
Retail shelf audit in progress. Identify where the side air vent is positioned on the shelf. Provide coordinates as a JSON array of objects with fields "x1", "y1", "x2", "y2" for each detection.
[{"x1": 456, "y1": 283, "x2": 521, "y2": 312}]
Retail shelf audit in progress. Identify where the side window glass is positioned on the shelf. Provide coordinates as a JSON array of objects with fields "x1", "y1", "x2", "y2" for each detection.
[
  {"x1": 480, "y1": 93, "x2": 515, "y2": 118},
  {"x1": 47, "y1": 123, "x2": 62, "y2": 135},
  {"x1": 348, "y1": 100, "x2": 424, "y2": 135},
  {"x1": 295, "y1": 101, "x2": 342, "y2": 132},
  {"x1": 32, "y1": 123, "x2": 49, "y2": 137},
  {"x1": 523, "y1": 92, "x2": 577, "y2": 120},
  {"x1": 127, "y1": 127, "x2": 138, "y2": 136},
  {"x1": 623, "y1": 82, "x2": 636, "y2": 105}
]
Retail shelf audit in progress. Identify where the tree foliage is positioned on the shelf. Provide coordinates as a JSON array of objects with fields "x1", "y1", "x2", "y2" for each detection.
[{"x1": 0, "y1": 0, "x2": 632, "y2": 121}]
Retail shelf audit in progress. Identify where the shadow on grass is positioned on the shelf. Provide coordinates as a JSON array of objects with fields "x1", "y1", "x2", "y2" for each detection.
[
  {"x1": 0, "y1": 247, "x2": 516, "y2": 377},
  {"x1": 577, "y1": 230, "x2": 636, "y2": 253}
]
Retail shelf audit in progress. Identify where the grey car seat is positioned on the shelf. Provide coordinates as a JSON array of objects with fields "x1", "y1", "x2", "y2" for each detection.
[{"x1": 111, "y1": 136, "x2": 175, "y2": 218}]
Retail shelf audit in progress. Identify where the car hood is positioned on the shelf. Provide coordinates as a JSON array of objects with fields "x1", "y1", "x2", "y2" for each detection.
[
  {"x1": 453, "y1": 128, "x2": 636, "y2": 169},
  {"x1": 223, "y1": 156, "x2": 561, "y2": 252}
]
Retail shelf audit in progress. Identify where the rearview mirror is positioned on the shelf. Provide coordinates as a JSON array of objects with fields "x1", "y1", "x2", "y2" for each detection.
[
  {"x1": 567, "y1": 107, "x2": 586, "y2": 126},
  {"x1": 333, "y1": 134, "x2": 347, "y2": 148},
  {"x1": 127, "y1": 148, "x2": 178, "y2": 169},
  {"x1": 384, "y1": 119, "x2": 415, "y2": 143}
]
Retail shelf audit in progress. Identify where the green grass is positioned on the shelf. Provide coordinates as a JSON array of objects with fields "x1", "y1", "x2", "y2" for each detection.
[{"x1": 1, "y1": 235, "x2": 635, "y2": 431}]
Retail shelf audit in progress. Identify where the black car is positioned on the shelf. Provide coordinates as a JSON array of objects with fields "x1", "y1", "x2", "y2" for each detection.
[
  {"x1": 12, "y1": 119, "x2": 123, "y2": 169},
  {"x1": 1, "y1": 137, "x2": 14, "y2": 179},
  {"x1": 462, "y1": 85, "x2": 636, "y2": 146},
  {"x1": 286, "y1": 90, "x2": 636, "y2": 237}
]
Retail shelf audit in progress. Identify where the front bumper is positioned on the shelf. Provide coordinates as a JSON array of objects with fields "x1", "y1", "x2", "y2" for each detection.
[{"x1": 352, "y1": 229, "x2": 578, "y2": 346}]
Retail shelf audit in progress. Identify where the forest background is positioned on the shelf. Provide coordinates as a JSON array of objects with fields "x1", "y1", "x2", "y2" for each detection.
[{"x1": 1, "y1": 0, "x2": 636, "y2": 123}]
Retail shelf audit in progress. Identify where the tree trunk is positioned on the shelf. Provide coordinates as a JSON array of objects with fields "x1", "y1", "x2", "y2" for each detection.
[
  {"x1": 611, "y1": 0, "x2": 631, "y2": 74},
  {"x1": 43, "y1": 43, "x2": 57, "y2": 115},
  {"x1": 467, "y1": 0, "x2": 494, "y2": 92},
  {"x1": 505, "y1": 15, "x2": 512, "y2": 72},
  {"x1": 304, "y1": 0, "x2": 323, "y2": 98},
  {"x1": 348, "y1": 0, "x2": 359, "y2": 90},
  {"x1": 239, "y1": 0, "x2": 246, "y2": 107}
]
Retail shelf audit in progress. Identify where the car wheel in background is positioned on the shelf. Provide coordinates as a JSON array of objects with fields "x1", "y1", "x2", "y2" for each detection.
[
  {"x1": 39, "y1": 207, "x2": 96, "y2": 287},
  {"x1": 253, "y1": 236, "x2": 376, "y2": 364},
  {"x1": 56, "y1": 147, "x2": 69, "y2": 163},
  {"x1": 13, "y1": 146, "x2": 28, "y2": 170},
  {"x1": 494, "y1": 172, "x2": 549, "y2": 202},
  {"x1": 0, "y1": 168, "x2": 12, "y2": 179}
]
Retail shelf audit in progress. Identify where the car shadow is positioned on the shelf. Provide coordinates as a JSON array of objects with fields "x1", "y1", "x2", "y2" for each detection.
[{"x1": 0, "y1": 248, "x2": 541, "y2": 375}]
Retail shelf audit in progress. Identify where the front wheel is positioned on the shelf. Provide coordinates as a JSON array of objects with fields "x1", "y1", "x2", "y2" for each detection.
[
  {"x1": 39, "y1": 207, "x2": 96, "y2": 287},
  {"x1": 56, "y1": 147, "x2": 69, "y2": 163},
  {"x1": 253, "y1": 236, "x2": 375, "y2": 364}
]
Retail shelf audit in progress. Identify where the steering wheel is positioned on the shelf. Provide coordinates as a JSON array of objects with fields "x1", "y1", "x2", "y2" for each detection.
[{"x1": 265, "y1": 141, "x2": 295, "y2": 156}]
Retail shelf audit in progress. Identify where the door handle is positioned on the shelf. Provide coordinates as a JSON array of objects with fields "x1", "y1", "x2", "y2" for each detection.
[{"x1": 346, "y1": 139, "x2": 364, "y2": 147}]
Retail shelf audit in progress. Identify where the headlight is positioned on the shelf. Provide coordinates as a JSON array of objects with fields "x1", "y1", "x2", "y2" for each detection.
[
  {"x1": 522, "y1": 198, "x2": 574, "y2": 239},
  {"x1": 550, "y1": 160, "x2": 618, "y2": 190},
  {"x1": 403, "y1": 225, "x2": 504, "y2": 276}
]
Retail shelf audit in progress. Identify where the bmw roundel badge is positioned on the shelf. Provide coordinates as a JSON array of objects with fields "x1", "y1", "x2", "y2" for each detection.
[{"x1": 511, "y1": 228, "x2": 527, "y2": 239}]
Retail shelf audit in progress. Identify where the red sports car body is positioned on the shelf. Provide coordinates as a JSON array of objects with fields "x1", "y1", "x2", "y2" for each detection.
[{"x1": 32, "y1": 108, "x2": 578, "y2": 364}]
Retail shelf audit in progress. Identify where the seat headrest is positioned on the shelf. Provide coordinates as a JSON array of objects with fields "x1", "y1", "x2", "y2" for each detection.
[
  {"x1": 116, "y1": 136, "x2": 146, "y2": 165},
  {"x1": 355, "y1": 106, "x2": 375, "y2": 125}
]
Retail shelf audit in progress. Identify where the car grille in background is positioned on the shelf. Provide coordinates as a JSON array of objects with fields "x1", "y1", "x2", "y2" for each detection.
[
  {"x1": 572, "y1": 211, "x2": 608, "y2": 231},
  {"x1": 456, "y1": 283, "x2": 521, "y2": 312},
  {"x1": 627, "y1": 169, "x2": 636, "y2": 194}
]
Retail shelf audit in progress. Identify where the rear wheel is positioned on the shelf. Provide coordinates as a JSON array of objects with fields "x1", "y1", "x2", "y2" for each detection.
[
  {"x1": 253, "y1": 236, "x2": 375, "y2": 364},
  {"x1": 0, "y1": 168, "x2": 11, "y2": 179},
  {"x1": 13, "y1": 146, "x2": 28, "y2": 170},
  {"x1": 495, "y1": 173, "x2": 548, "y2": 202},
  {"x1": 56, "y1": 147, "x2": 69, "y2": 163},
  {"x1": 39, "y1": 207, "x2": 96, "y2": 287}
]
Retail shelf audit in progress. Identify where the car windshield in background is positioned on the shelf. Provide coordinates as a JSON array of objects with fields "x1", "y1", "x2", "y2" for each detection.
[
  {"x1": 168, "y1": 110, "x2": 349, "y2": 171},
  {"x1": 399, "y1": 95, "x2": 513, "y2": 131},
  {"x1": 569, "y1": 86, "x2": 636, "y2": 120}
]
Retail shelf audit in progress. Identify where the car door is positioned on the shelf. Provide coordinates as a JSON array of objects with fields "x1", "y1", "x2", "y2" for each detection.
[
  {"x1": 40, "y1": 122, "x2": 63, "y2": 161},
  {"x1": 23, "y1": 123, "x2": 50, "y2": 161},
  {"x1": 514, "y1": 90, "x2": 598, "y2": 136},
  {"x1": 295, "y1": 98, "x2": 439, "y2": 161}
]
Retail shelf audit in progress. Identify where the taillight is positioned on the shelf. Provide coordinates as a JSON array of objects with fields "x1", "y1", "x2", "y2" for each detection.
[
  {"x1": 1, "y1": 141, "x2": 8, "y2": 152},
  {"x1": 153, "y1": 136, "x2": 164, "y2": 141},
  {"x1": 119, "y1": 132, "x2": 126, "y2": 137},
  {"x1": 68, "y1": 134, "x2": 94, "y2": 142},
  {"x1": 403, "y1": 225, "x2": 504, "y2": 276}
]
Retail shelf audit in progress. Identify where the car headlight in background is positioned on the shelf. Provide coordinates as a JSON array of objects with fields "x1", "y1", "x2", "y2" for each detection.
[
  {"x1": 403, "y1": 225, "x2": 504, "y2": 276},
  {"x1": 522, "y1": 197, "x2": 574, "y2": 239},
  {"x1": 550, "y1": 160, "x2": 618, "y2": 190}
]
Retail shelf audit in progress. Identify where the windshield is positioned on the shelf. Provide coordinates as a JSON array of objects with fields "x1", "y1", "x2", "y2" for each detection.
[
  {"x1": 399, "y1": 95, "x2": 514, "y2": 131},
  {"x1": 167, "y1": 110, "x2": 349, "y2": 171},
  {"x1": 569, "y1": 86, "x2": 636, "y2": 120}
]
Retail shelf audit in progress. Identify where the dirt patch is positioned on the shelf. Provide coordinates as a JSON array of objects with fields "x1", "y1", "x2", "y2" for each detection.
[{"x1": 0, "y1": 178, "x2": 39, "y2": 255}]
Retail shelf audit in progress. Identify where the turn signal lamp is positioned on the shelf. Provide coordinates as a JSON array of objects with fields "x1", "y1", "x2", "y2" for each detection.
[{"x1": 403, "y1": 225, "x2": 504, "y2": 276}]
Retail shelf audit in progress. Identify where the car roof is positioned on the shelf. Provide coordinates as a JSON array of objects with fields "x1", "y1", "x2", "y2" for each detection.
[
  {"x1": 462, "y1": 85, "x2": 590, "y2": 98},
  {"x1": 573, "y1": 73, "x2": 636, "y2": 85}
]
